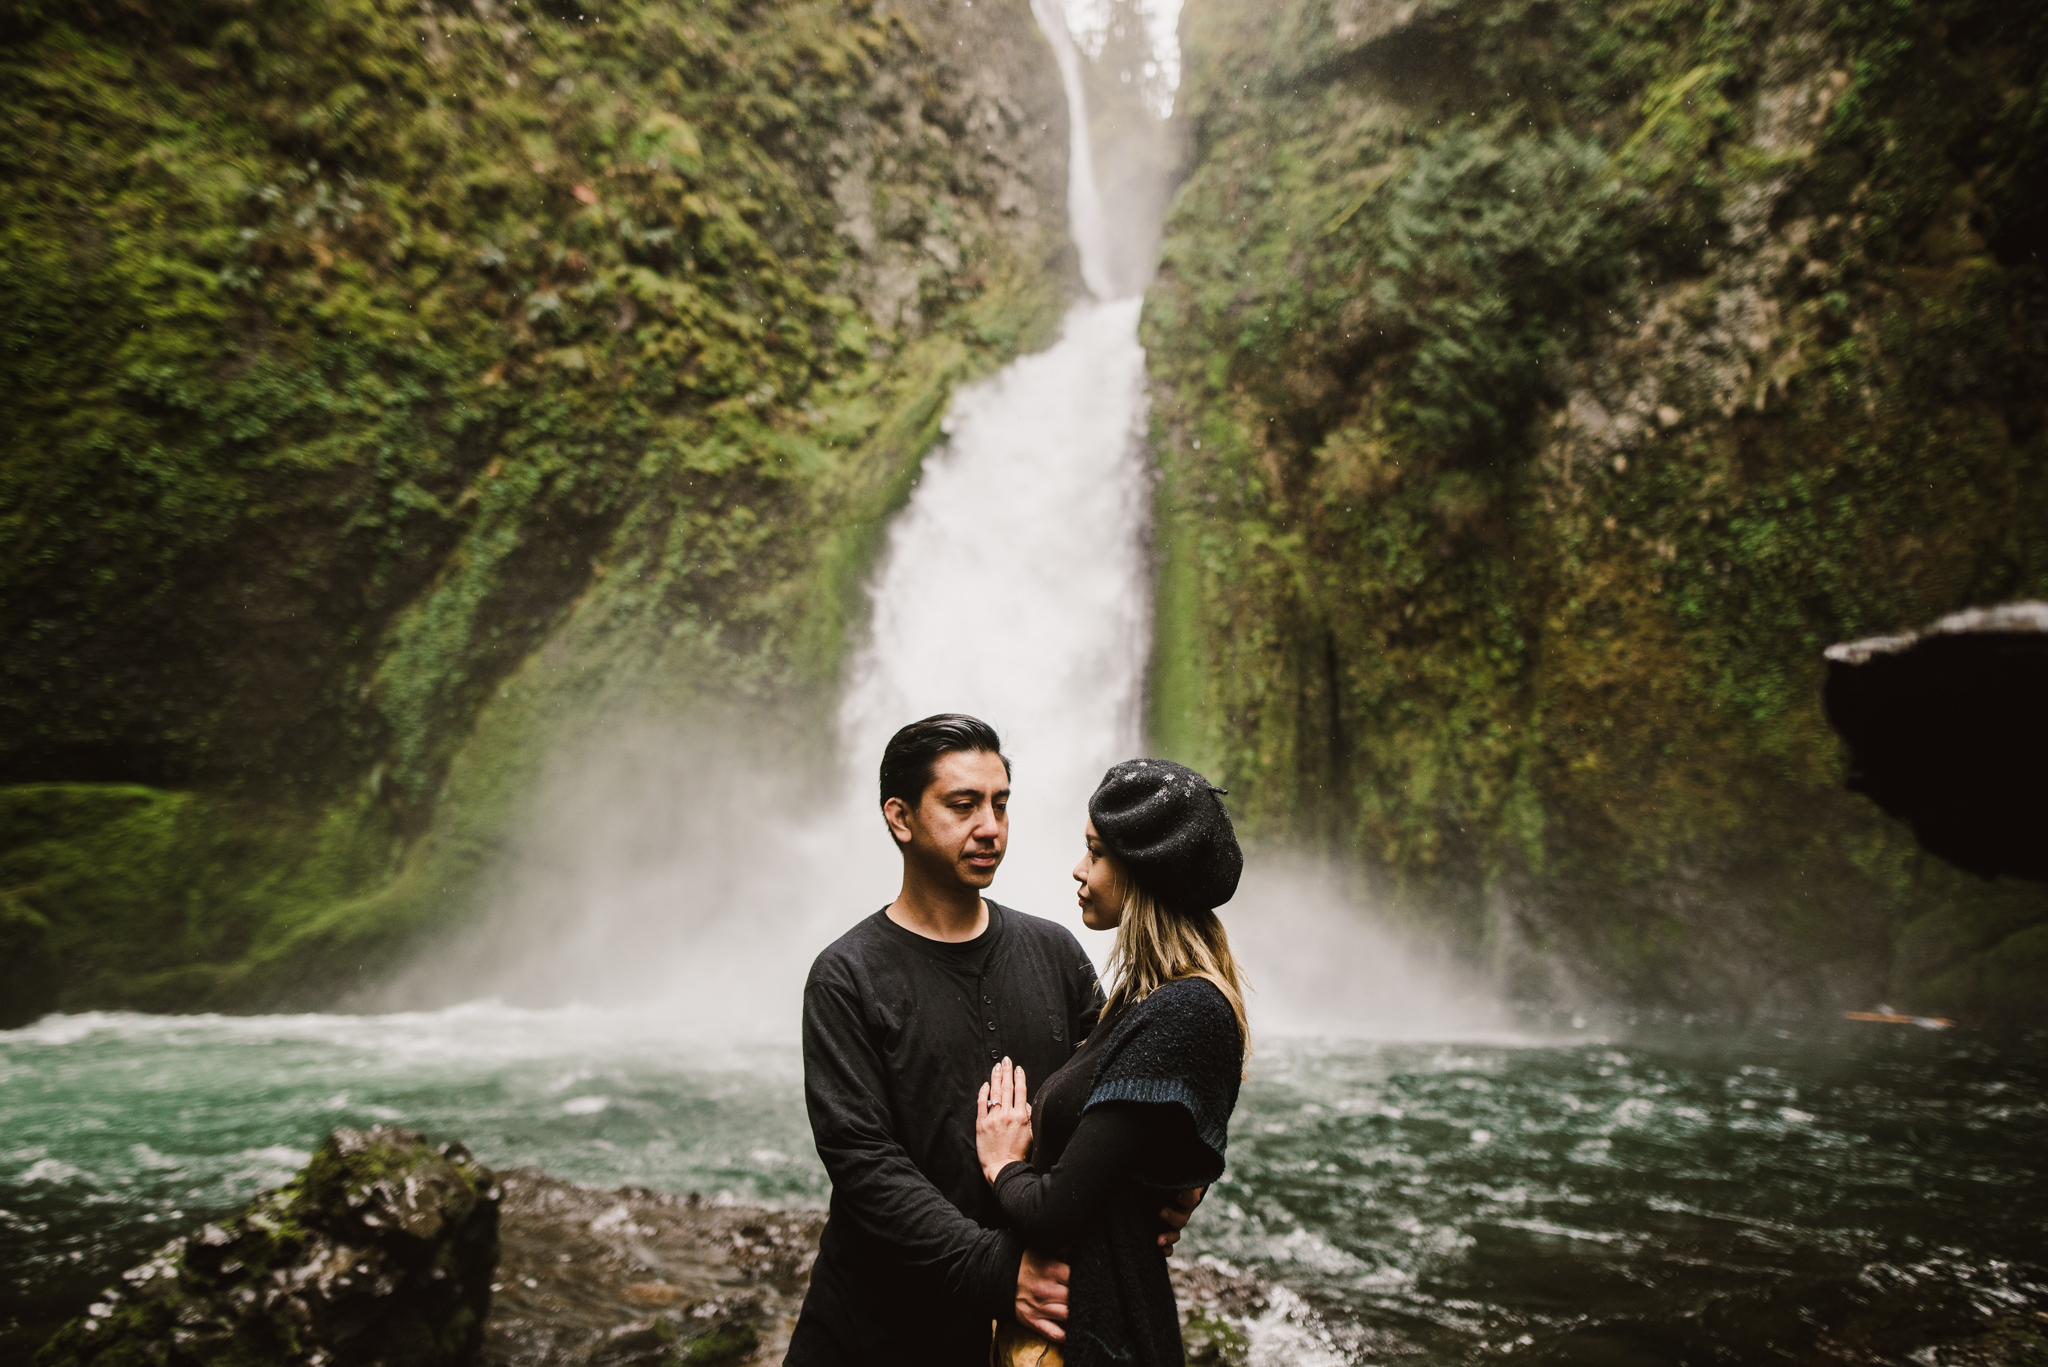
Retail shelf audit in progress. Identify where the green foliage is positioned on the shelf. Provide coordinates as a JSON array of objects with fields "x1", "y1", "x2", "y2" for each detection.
[
  {"x1": 0, "y1": 781, "x2": 403, "y2": 1013},
  {"x1": 1147, "y1": 0, "x2": 2048, "y2": 1014},
  {"x1": 0, "y1": 0, "x2": 1069, "y2": 1010},
  {"x1": 1375, "y1": 126, "x2": 1626, "y2": 451},
  {"x1": 1182, "y1": 1311, "x2": 1250, "y2": 1367},
  {"x1": 1, "y1": 0, "x2": 923, "y2": 805},
  {"x1": 677, "y1": 1319, "x2": 762, "y2": 1365}
]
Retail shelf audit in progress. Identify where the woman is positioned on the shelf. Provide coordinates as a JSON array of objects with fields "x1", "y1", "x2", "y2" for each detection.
[{"x1": 976, "y1": 758, "x2": 1250, "y2": 1367}]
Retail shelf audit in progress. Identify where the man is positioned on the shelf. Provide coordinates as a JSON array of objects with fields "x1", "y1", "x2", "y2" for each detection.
[{"x1": 788, "y1": 714, "x2": 1195, "y2": 1366}]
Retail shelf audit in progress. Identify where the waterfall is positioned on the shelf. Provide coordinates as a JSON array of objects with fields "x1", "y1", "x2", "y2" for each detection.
[
  {"x1": 1030, "y1": 0, "x2": 1121, "y2": 301},
  {"x1": 393, "y1": 0, "x2": 1494, "y2": 1036},
  {"x1": 388, "y1": 13, "x2": 1159, "y2": 1018},
  {"x1": 832, "y1": 299, "x2": 1152, "y2": 948}
]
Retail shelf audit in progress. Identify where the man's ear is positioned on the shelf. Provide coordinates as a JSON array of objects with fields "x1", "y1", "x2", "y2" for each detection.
[{"x1": 882, "y1": 795, "x2": 916, "y2": 846}]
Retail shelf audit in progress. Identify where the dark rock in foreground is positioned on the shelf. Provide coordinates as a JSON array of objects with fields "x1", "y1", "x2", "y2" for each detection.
[
  {"x1": 1824, "y1": 602, "x2": 2048, "y2": 883},
  {"x1": 34, "y1": 1138, "x2": 1281, "y2": 1367},
  {"x1": 479, "y1": 1171, "x2": 823, "y2": 1367},
  {"x1": 36, "y1": 1128, "x2": 498, "y2": 1367}
]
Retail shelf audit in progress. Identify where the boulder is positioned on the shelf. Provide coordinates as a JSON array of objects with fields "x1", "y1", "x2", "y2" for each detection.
[
  {"x1": 36, "y1": 1128, "x2": 499, "y2": 1367},
  {"x1": 1824, "y1": 602, "x2": 2048, "y2": 883}
]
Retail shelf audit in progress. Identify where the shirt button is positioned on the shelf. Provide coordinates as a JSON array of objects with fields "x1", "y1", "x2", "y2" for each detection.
[
  {"x1": 982, "y1": 995, "x2": 993, "y2": 1005},
  {"x1": 986, "y1": 1021, "x2": 996, "y2": 1031},
  {"x1": 989, "y1": 1050, "x2": 1000, "y2": 1060}
]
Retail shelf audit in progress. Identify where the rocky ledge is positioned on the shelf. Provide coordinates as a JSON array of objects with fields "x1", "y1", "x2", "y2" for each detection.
[
  {"x1": 36, "y1": 1127, "x2": 499, "y2": 1367},
  {"x1": 479, "y1": 1169, "x2": 822, "y2": 1367},
  {"x1": 1824, "y1": 601, "x2": 2048, "y2": 883},
  {"x1": 38, "y1": 1132, "x2": 1277, "y2": 1367}
]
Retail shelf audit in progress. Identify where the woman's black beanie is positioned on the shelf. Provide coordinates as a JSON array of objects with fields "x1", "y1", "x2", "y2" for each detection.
[{"x1": 1088, "y1": 758, "x2": 1242, "y2": 912}]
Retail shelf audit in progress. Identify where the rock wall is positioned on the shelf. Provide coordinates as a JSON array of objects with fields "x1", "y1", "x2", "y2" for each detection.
[
  {"x1": 1142, "y1": 0, "x2": 2048, "y2": 1016},
  {"x1": 0, "y1": 0, "x2": 1076, "y2": 1019}
]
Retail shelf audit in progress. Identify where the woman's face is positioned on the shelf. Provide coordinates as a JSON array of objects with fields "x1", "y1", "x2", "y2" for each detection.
[{"x1": 1074, "y1": 817, "x2": 1127, "y2": 932}]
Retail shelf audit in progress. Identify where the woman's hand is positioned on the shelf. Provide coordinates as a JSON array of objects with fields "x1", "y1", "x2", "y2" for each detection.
[{"x1": 977, "y1": 1056, "x2": 1033, "y2": 1184}]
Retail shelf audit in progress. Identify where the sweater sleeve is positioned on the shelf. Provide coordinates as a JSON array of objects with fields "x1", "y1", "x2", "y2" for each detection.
[
  {"x1": 802, "y1": 973, "x2": 1023, "y2": 1317},
  {"x1": 1083, "y1": 979, "x2": 1242, "y2": 1189},
  {"x1": 991, "y1": 1103, "x2": 1171, "y2": 1250}
]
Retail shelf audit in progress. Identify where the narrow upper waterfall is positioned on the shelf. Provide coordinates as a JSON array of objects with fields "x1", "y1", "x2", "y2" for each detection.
[{"x1": 1030, "y1": 0, "x2": 1120, "y2": 301}]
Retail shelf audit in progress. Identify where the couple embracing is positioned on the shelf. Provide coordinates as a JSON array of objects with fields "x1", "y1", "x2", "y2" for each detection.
[{"x1": 786, "y1": 715, "x2": 1250, "y2": 1367}]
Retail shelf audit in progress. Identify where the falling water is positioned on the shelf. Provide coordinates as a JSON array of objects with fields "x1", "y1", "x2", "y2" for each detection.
[
  {"x1": 1031, "y1": 0, "x2": 1120, "y2": 301},
  {"x1": 368, "y1": 0, "x2": 1488, "y2": 1031},
  {"x1": 832, "y1": 296, "x2": 1153, "y2": 932},
  {"x1": 9, "y1": 24, "x2": 2048, "y2": 1362},
  {"x1": 372, "y1": 0, "x2": 1167, "y2": 1017}
]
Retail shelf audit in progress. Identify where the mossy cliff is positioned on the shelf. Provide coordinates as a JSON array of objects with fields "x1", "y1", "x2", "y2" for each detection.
[
  {"x1": 0, "y1": 0, "x2": 1075, "y2": 1022},
  {"x1": 1143, "y1": 0, "x2": 2048, "y2": 1017}
]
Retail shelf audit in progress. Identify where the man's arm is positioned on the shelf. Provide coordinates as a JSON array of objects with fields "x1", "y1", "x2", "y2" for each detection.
[{"x1": 803, "y1": 974, "x2": 1027, "y2": 1319}]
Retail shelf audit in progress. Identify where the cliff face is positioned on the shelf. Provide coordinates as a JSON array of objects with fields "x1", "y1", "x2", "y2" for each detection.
[
  {"x1": 0, "y1": 0, "x2": 1074, "y2": 1021},
  {"x1": 1144, "y1": 0, "x2": 2048, "y2": 1016}
]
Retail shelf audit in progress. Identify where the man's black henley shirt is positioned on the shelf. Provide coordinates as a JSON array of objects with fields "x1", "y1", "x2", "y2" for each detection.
[{"x1": 789, "y1": 900, "x2": 1103, "y2": 1367}]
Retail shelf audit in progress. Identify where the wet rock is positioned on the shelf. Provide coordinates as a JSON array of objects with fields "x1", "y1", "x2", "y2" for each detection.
[
  {"x1": 35, "y1": 1128, "x2": 498, "y2": 1367},
  {"x1": 1328, "y1": 0, "x2": 1423, "y2": 52},
  {"x1": 1824, "y1": 602, "x2": 2048, "y2": 883},
  {"x1": 32, "y1": 1148, "x2": 1274, "y2": 1367},
  {"x1": 1175, "y1": 1257, "x2": 1267, "y2": 1367},
  {"x1": 1925, "y1": 1313, "x2": 2048, "y2": 1367},
  {"x1": 479, "y1": 1171, "x2": 823, "y2": 1367}
]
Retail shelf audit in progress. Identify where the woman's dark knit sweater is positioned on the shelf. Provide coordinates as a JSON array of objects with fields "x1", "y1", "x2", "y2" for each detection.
[{"x1": 992, "y1": 976, "x2": 1243, "y2": 1367}]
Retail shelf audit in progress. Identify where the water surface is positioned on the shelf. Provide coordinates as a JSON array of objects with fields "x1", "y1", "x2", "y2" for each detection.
[{"x1": 4, "y1": 1009, "x2": 2042, "y2": 1363}]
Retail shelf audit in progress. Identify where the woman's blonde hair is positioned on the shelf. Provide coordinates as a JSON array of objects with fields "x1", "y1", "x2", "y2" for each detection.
[{"x1": 1100, "y1": 857, "x2": 1250, "y2": 1066}]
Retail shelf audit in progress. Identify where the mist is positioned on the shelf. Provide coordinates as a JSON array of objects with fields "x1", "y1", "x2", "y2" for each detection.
[{"x1": 378, "y1": 0, "x2": 1500, "y2": 1048}]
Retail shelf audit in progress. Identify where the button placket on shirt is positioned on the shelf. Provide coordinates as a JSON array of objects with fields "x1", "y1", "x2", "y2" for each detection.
[{"x1": 980, "y1": 979, "x2": 999, "y2": 1060}]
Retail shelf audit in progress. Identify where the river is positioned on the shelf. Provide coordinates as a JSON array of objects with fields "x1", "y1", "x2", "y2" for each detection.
[
  {"x1": 5, "y1": 1009, "x2": 2045, "y2": 1363},
  {"x1": 7, "y1": 5, "x2": 2047, "y2": 1365}
]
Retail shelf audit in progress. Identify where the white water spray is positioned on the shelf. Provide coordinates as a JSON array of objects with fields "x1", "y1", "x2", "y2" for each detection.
[{"x1": 390, "y1": 0, "x2": 1498, "y2": 1039}]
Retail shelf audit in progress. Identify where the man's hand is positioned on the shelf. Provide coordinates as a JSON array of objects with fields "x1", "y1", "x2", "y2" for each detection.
[
  {"x1": 1156, "y1": 1186, "x2": 1205, "y2": 1254},
  {"x1": 1015, "y1": 1247, "x2": 1070, "y2": 1341}
]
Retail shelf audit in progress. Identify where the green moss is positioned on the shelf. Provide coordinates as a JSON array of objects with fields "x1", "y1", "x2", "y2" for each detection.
[
  {"x1": 36, "y1": 1128, "x2": 497, "y2": 1367},
  {"x1": 0, "y1": 0, "x2": 1070, "y2": 1011},
  {"x1": 1146, "y1": 0, "x2": 2048, "y2": 1013},
  {"x1": 677, "y1": 1319, "x2": 761, "y2": 1365},
  {"x1": 1182, "y1": 1312, "x2": 1250, "y2": 1367}
]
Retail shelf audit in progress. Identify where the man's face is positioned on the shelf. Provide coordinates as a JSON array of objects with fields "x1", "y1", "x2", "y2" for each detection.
[{"x1": 885, "y1": 749, "x2": 1010, "y2": 890}]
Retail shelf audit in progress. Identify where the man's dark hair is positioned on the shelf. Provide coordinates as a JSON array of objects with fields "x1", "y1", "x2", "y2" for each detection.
[{"x1": 879, "y1": 714, "x2": 1010, "y2": 808}]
